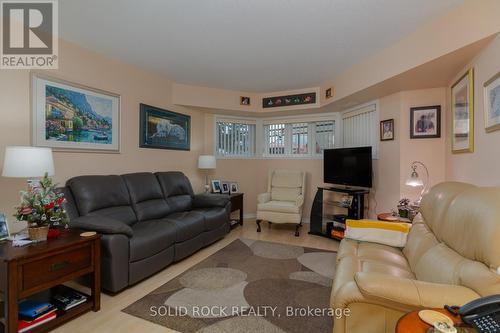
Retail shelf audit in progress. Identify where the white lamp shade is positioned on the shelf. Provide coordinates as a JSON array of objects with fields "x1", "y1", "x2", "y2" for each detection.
[
  {"x1": 405, "y1": 177, "x2": 424, "y2": 187},
  {"x1": 2, "y1": 146, "x2": 55, "y2": 178},
  {"x1": 198, "y1": 155, "x2": 216, "y2": 169}
]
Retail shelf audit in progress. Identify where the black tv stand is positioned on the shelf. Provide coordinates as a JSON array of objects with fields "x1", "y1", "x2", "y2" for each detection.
[{"x1": 309, "y1": 186, "x2": 369, "y2": 240}]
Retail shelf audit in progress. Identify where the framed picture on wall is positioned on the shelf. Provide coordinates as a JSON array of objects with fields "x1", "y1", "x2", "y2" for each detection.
[
  {"x1": 240, "y1": 96, "x2": 251, "y2": 105},
  {"x1": 410, "y1": 106, "x2": 441, "y2": 139},
  {"x1": 139, "y1": 103, "x2": 191, "y2": 150},
  {"x1": 451, "y1": 68, "x2": 474, "y2": 153},
  {"x1": 380, "y1": 119, "x2": 394, "y2": 141},
  {"x1": 32, "y1": 74, "x2": 120, "y2": 152},
  {"x1": 484, "y1": 71, "x2": 500, "y2": 133}
]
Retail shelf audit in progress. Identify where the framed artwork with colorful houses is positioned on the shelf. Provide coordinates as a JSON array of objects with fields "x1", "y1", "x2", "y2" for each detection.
[{"x1": 262, "y1": 92, "x2": 316, "y2": 108}]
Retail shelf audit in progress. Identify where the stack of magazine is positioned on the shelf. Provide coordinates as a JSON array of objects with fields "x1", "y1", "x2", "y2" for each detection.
[
  {"x1": 51, "y1": 286, "x2": 88, "y2": 311},
  {"x1": 18, "y1": 300, "x2": 57, "y2": 332},
  {"x1": 18, "y1": 286, "x2": 88, "y2": 332}
]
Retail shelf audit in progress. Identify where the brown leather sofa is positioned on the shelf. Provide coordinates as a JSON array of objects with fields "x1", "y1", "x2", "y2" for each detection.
[
  {"x1": 331, "y1": 182, "x2": 500, "y2": 333},
  {"x1": 63, "y1": 171, "x2": 230, "y2": 293}
]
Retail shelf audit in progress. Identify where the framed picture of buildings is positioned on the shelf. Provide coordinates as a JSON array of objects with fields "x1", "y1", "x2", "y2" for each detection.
[
  {"x1": 484, "y1": 71, "x2": 500, "y2": 133},
  {"x1": 32, "y1": 74, "x2": 120, "y2": 152},
  {"x1": 451, "y1": 68, "x2": 474, "y2": 153},
  {"x1": 139, "y1": 104, "x2": 191, "y2": 150}
]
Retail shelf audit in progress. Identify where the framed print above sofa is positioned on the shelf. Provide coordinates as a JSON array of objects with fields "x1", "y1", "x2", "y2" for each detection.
[
  {"x1": 451, "y1": 68, "x2": 474, "y2": 153},
  {"x1": 139, "y1": 104, "x2": 191, "y2": 150},
  {"x1": 484, "y1": 71, "x2": 500, "y2": 133},
  {"x1": 32, "y1": 74, "x2": 120, "y2": 152}
]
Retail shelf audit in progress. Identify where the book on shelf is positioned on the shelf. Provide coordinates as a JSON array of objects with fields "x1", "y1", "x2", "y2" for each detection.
[
  {"x1": 18, "y1": 299, "x2": 55, "y2": 321},
  {"x1": 18, "y1": 310, "x2": 56, "y2": 333},
  {"x1": 51, "y1": 286, "x2": 88, "y2": 311}
]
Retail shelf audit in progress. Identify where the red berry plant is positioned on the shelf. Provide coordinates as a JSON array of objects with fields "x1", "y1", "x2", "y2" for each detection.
[{"x1": 14, "y1": 173, "x2": 69, "y2": 228}]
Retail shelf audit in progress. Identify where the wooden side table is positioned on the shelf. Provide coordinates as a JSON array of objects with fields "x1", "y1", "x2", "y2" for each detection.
[
  {"x1": 396, "y1": 309, "x2": 474, "y2": 333},
  {"x1": 229, "y1": 193, "x2": 244, "y2": 228},
  {"x1": 377, "y1": 212, "x2": 411, "y2": 223},
  {"x1": 0, "y1": 229, "x2": 101, "y2": 333}
]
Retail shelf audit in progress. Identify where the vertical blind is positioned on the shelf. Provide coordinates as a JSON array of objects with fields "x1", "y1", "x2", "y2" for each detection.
[
  {"x1": 342, "y1": 104, "x2": 377, "y2": 156},
  {"x1": 216, "y1": 121, "x2": 256, "y2": 157}
]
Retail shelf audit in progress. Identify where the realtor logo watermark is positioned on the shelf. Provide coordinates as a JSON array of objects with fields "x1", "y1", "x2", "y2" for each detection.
[{"x1": 1, "y1": 0, "x2": 58, "y2": 69}]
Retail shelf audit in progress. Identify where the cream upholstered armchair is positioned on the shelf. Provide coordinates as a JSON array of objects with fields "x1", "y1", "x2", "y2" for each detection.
[{"x1": 256, "y1": 170, "x2": 306, "y2": 236}]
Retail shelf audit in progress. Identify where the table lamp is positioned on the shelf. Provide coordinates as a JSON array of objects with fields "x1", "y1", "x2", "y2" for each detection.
[
  {"x1": 405, "y1": 160, "x2": 429, "y2": 206},
  {"x1": 2, "y1": 146, "x2": 55, "y2": 186},
  {"x1": 198, "y1": 155, "x2": 216, "y2": 193}
]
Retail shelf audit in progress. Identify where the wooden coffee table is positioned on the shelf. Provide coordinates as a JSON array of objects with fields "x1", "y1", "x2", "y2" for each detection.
[
  {"x1": 0, "y1": 229, "x2": 101, "y2": 333},
  {"x1": 396, "y1": 308, "x2": 475, "y2": 333}
]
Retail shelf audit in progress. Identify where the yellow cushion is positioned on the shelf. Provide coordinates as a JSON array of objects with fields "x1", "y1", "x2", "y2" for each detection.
[{"x1": 345, "y1": 219, "x2": 411, "y2": 248}]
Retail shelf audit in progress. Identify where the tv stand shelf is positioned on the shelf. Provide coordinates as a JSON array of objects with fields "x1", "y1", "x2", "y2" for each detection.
[{"x1": 309, "y1": 186, "x2": 369, "y2": 240}]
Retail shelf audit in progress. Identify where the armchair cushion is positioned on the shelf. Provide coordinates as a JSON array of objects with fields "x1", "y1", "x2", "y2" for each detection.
[
  {"x1": 257, "y1": 192, "x2": 271, "y2": 204},
  {"x1": 354, "y1": 272, "x2": 480, "y2": 309},
  {"x1": 69, "y1": 214, "x2": 134, "y2": 237},
  {"x1": 271, "y1": 187, "x2": 301, "y2": 201},
  {"x1": 257, "y1": 200, "x2": 300, "y2": 214},
  {"x1": 193, "y1": 193, "x2": 230, "y2": 208}
]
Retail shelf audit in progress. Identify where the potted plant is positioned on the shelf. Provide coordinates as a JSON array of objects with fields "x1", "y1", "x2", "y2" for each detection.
[
  {"x1": 14, "y1": 173, "x2": 69, "y2": 242},
  {"x1": 398, "y1": 198, "x2": 411, "y2": 219}
]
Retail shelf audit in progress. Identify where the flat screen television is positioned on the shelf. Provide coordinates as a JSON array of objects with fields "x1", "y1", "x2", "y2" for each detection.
[{"x1": 323, "y1": 147, "x2": 372, "y2": 188}]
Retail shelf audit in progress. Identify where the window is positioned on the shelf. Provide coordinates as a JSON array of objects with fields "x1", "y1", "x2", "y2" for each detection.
[
  {"x1": 215, "y1": 120, "x2": 256, "y2": 157},
  {"x1": 263, "y1": 120, "x2": 335, "y2": 158},
  {"x1": 315, "y1": 121, "x2": 335, "y2": 154}
]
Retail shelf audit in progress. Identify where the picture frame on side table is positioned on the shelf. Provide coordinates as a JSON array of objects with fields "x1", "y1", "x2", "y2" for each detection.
[
  {"x1": 221, "y1": 182, "x2": 230, "y2": 194},
  {"x1": 410, "y1": 106, "x2": 441, "y2": 139},
  {"x1": 484, "y1": 71, "x2": 500, "y2": 133},
  {"x1": 211, "y1": 180, "x2": 222, "y2": 193},
  {"x1": 230, "y1": 182, "x2": 239, "y2": 193},
  {"x1": 451, "y1": 68, "x2": 474, "y2": 153},
  {"x1": 139, "y1": 103, "x2": 191, "y2": 151},
  {"x1": 0, "y1": 214, "x2": 10, "y2": 241},
  {"x1": 380, "y1": 119, "x2": 394, "y2": 141},
  {"x1": 32, "y1": 74, "x2": 120, "y2": 152}
]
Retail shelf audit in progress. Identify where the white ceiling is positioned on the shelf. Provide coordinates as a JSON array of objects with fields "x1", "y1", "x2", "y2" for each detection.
[{"x1": 59, "y1": 0, "x2": 463, "y2": 93}]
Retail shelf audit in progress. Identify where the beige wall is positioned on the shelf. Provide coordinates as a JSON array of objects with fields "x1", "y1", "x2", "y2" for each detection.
[
  {"x1": 0, "y1": 40, "x2": 207, "y2": 233},
  {"x1": 446, "y1": 34, "x2": 500, "y2": 185}
]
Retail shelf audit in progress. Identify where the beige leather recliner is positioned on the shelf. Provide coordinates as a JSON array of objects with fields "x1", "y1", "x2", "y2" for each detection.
[
  {"x1": 256, "y1": 169, "x2": 306, "y2": 236},
  {"x1": 331, "y1": 182, "x2": 500, "y2": 333}
]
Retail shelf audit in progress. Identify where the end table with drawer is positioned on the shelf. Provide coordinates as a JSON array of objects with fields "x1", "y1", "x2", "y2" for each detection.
[{"x1": 0, "y1": 229, "x2": 101, "y2": 333}]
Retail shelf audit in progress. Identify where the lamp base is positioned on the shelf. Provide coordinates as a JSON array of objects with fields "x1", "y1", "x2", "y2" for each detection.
[{"x1": 204, "y1": 184, "x2": 210, "y2": 193}]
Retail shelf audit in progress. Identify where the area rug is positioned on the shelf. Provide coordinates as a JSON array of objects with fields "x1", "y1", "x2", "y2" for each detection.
[{"x1": 123, "y1": 238, "x2": 336, "y2": 333}]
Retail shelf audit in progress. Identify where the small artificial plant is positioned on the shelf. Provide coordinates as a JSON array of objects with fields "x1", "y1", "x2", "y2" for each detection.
[
  {"x1": 14, "y1": 173, "x2": 69, "y2": 228},
  {"x1": 398, "y1": 198, "x2": 411, "y2": 207}
]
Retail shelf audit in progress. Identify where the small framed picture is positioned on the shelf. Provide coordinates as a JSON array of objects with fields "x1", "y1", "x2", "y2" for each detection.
[
  {"x1": 221, "y1": 182, "x2": 230, "y2": 194},
  {"x1": 0, "y1": 214, "x2": 10, "y2": 241},
  {"x1": 240, "y1": 96, "x2": 251, "y2": 106},
  {"x1": 211, "y1": 180, "x2": 222, "y2": 193},
  {"x1": 325, "y1": 87, "x2": 333, "y2": 99},
  {"x1": 230, "y1": 182, "x2": 239, "y2": 193},
  {"x1": 484, "y1": 71, "x2": 500, "y2": 133},
  {"x1": 410, "y1": 105, "x2": 441, "y2": 139},
  {"x1": 380, "y1": 119, "x2": 394, "y2": 141}
]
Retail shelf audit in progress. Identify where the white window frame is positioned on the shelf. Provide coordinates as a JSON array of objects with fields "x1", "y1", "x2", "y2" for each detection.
[{"x1": 213, "y1": 100, "x2": 378, "y2": 160}]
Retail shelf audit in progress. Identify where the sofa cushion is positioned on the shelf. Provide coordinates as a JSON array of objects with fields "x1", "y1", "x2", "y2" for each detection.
[
  {"x1": 271, "y1": 170, "x2": 304, "y2": 188},
  {"x1": 122, "y1": 172, "x2": 171, "y2": 221},
  {"x1": 271, "y1": 187, "x2": 301, "y2": 201},
  {"x1": 156, "y1": 172, "x2": 194, "y2": 212},
  {"x1": 257, "y1": 200, "x2": 300, "y2": 214},
  {"x1": 163, "y1": 211, "x2": 205, "y2": 242},
  {"x1": 194, "y1": 207, "x2": 228, "y2": 231},
  {"x1": 337, "y1": 238, "x2": 410, "y2": 270},
  {"x1": 67, "y1": 175, "x2": 137, "y2": 225},
  {"x1": 130, "y1": 219, "x2": 177, "y2": 262}
]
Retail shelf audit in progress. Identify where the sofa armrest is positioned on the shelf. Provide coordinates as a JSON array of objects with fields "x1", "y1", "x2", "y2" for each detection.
[
  {"x1": 258, "y1": 192, "x2": 271, "y2": 204},
  {"x1": 69, "y1": 215, "x2": 133, "y2": 238},
  {"x1": 193, "y1": 193, "x2": 230, "y2": 208},
  {"x1": 295, "y1": 195, "x2": 304, "y2": 207},
  {"x1": 354, "y1": 272, "x2": 480, "y2": 309}
]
